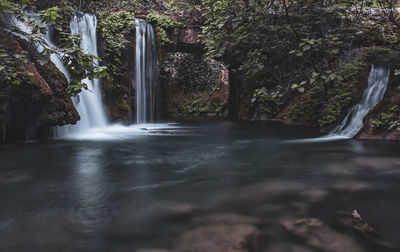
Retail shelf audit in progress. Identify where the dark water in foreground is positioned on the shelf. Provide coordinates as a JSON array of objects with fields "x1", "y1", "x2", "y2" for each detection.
[{"x1": 1, "y1": 121, "x2": 400, "y2": 252}]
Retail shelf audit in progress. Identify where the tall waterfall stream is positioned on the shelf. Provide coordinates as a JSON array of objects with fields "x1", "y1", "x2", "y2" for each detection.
[
  {"x1": 135, "y1": 19, "x2": 158, "y2": 124},
  {"x1": 55, "y1": 13, "x2": 108, "y2": 137}
]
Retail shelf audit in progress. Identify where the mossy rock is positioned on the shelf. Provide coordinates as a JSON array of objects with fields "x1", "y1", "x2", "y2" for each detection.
[
  {"x1": 362, "y1": 68, "x2": 400, "y2": 135},
  {"x1": 285, "y1": 85, "x2": 326, "y2": 126},
  {"x1": 319, "y1": 47, "x2": 395, "y2": 130}
]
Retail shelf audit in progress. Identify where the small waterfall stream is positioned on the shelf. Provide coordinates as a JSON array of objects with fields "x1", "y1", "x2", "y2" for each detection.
[
  {"x1": 329, "y1": 65, "x2": 390, "y2": 138},
  {"x1": 55, "y1": 13, "x2": 108, "y2": 137},
  {"x1": 135, "y1": 19, "x2": 158, "y2": 124},
  {"x1": 287, "y1": 64, "x2": 390, "y2": 143}
]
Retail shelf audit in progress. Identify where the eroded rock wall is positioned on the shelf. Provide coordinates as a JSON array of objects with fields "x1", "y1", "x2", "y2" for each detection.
[{"x1": 0, "y1": 31, "x2": 79, "y2": 142}]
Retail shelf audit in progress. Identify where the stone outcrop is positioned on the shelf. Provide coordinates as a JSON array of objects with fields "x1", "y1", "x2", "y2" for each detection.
[
  {"x1": 0, "y1": 31, "x2": 79, "y2": 142},
  {"x1": 282, "y1": 218, "x2": 364, "y2": 252},
  {"x1": 358, "y1": 58, "x2": 400, "y2": 141},
  {"x1": 336, "y1": 211, "x2": 395, "y2": 249},
  {"x1": 161, "y1": 52, "x2": 228, "y2": 117}
]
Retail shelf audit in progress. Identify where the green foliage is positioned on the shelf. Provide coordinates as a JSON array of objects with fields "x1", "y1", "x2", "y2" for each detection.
[
  {"x1": 286, "y1": 85, "x2": 326, "y2": 124},
  {"x1": 251, "y1": 87, "x2": 282, "y2": 116},
  {"x1": 0, "y1": 1, "x2": 106, "y2": 96},
  {"x1": 318, "y1": 81, "x2": 353, "y2": 128},
  {"x1": 0, "y1": 0, "x2": 30, "y2": 17},
  {"x1": 98, "y1": 11, "x2": 134, "y2": 77},
  {"x1": 59, "y1": 34, "x2": 107, "y2": 96},
  {"x1": 163, "y1": 52, "x2": 226, "y2": 115},
  {"x1": 0, "y1": 44, "x2": 33, "y2": 85},
  {"x1": 290, "y1": 36, "x2": 342, "y2": 59},
  {"x1": 370, "y1": 105, "x2": 400, "y2": 131},
  {"x1": 172, "y1": 53, "x2": 221, "y2": 93},
  {"x1": 147, "y1": 13, "x2": 179, "y2": 45},
  {"x1": 168, "y1": 91, "x2": 211, "y2": 114},
  {"x1": 166, "y1": 0, "x2": 200, "y2": 14},
  {"x1": 201, "y1": 0, "x2": 356, "y2": 91},
  {"x1": 202, "y1": 0, "x2": 400, "y2": 123},
  {"x1": 318, "y1": 47, "x2": 393, "y2": 128}
]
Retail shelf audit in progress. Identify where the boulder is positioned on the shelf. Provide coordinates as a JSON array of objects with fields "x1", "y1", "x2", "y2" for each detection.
[{"x1": 0, "y1": 31, "x2": 79, "y2": 141}]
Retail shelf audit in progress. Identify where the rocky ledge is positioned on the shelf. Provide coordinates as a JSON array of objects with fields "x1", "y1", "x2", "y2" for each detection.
[{"x1": 0, "y1": 30, "x2": 79, "y2": 142}]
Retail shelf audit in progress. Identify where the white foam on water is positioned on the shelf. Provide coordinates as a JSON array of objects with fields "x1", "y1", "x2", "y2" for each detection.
[
  {"x1": 61, "y1": 123, "x2": 185, "y2": 141},
  {"x1": 284, "y1": 135, "x2": 350, "y2": 144}
]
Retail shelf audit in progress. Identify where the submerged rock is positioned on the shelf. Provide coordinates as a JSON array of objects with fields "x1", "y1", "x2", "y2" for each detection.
[
  {"x1": 173, "y1": 223, "x2": 257, "y2": 252},
  {"x1": 337, "y1": 211, "x2": 395, "y2": 249},
  {"x1": 282, "y1": 218, "x2": 364, "y2": 252},
  {"x1": 263, "y1": 243, "x2": 314, "y2": 252}
]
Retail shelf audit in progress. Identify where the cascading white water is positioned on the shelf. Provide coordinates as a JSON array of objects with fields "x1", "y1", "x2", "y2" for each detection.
[
  {"x1": 6, "y1": 13, "x2": 71, "y2": 140},
  {"x1": 55, "y1": 13, "x2": 108, "y2": 137},
  {"x1": 135, "y1": 19, "x2": 158, "y2": 124},
  {"x1": 6, "y1": 14, "x2": 70, "y2": 79},
  {"x1": 8, "y1": 13, "x2": 173, "y2": 141},
  {"x1": 329, "y1": 65, "x2": 390, "y2": 138}
]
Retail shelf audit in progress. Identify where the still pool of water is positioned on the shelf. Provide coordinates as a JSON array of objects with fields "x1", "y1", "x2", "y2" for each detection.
[{"x1": 1, "y1": 121, "x2": 400, "y2": 252}]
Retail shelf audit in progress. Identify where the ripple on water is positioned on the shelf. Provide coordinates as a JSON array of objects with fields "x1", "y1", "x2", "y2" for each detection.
[{"x1": 123, "y1": 180, "x2": 187, "y2": 191}]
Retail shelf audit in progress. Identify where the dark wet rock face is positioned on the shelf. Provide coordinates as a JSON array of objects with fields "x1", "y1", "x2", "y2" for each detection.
[
  {"x1": 0, "y1": 31, "x2": 79, "y2": 142},
  {"x1": 161, "y1": 52, "x2": 229, "y2": 117}
]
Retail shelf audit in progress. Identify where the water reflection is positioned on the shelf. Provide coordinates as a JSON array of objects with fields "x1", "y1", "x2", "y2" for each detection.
[{"x1": 72, "y1": 146, "x2": 109, "y2": 251}]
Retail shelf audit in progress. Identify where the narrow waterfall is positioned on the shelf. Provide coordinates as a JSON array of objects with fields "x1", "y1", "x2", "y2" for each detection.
[
  {"x1": 7, "y1": 14, "x2": 70, "y2": 78},
  {"x1": 329, "y1": 65, "x2": 390, "y2": 138},
  {"x1": 135, "y1": 19, "x2": 158, "y2": 124},
  {"x1": 55, "y1": 13, "x2": 108, "y2": 137},
  {"x1": 7, "y1": 13, "x2": 73, "y2": 139}
]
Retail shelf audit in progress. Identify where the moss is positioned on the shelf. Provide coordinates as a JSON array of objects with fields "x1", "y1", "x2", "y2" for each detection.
[
  {"x1": 286, "y1": 85, "x2": 326, "y2": 125},
  {"x1": 147, "y1": 13, "x2": 179, "y2": 45},
  {"x1": 318, "y1": 82, "x2": 353, "y2": 128},
  {"x1": 369, "y1": 105, "x2": 400, "y2": 131},
  {"x1": 318, "y1": 46, "x2": 394, "y2": 129},
  {"x1": 318, "y1": 65, "x2": 362, "y2": 128},
  {"x1": 250, "y1": 87, "x2": 282, "y2": 117},
  {"x1": 98, "y1": 11, "x2": 135, "y2": 77},
  {"x1": 168, "y1": 91, "x2": 210, "y2": 114}
]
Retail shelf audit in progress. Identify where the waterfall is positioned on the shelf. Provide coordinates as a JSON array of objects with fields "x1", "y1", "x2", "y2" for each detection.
[
  {"x1": 329, "y1": 65, "x2": 390, "y2": 138},
  {"x1": 6, "y1": 13, "x2": 73, "y2": 140},
  {"x1": 9, "y1": 13, "x2": 167, "y2": 141},
  {"x1": 135, "y1": 19, "x2": 158, "y2": 124},
  {"x1": 55, "y1": 13, "x2": 108, "y2": 137},
  {"x1": 5, "y1": 14, "x2": 70, "y2": 78}
]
